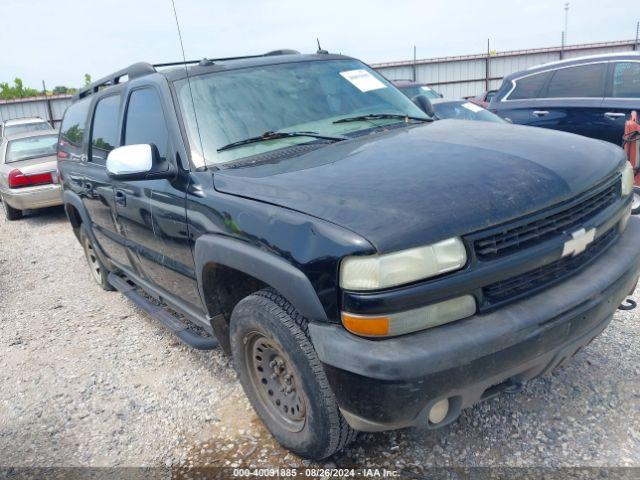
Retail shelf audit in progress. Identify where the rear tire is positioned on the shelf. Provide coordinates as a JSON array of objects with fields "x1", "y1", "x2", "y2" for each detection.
[
  {"x1": 2, "y1": 199, "x2": 22, "y2": 221},
  {"x1": 632, "y1": 187, "x2": 640, "y2": 215},
  {"x1": 230, "y1": 288, "x2": 356, "y2": 459},
  {"x1": 80, "y1": 226, "x2": 115, "y2": 291}
]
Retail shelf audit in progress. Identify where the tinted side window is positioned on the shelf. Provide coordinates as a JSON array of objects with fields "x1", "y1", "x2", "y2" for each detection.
[
  {"x1": 546, "y1": 63, "x2": 606, "y2": 98},
  {"x1": 90, "y1": 95, "x2": 120, "y2": 165},
  {"x1": 58, "y1": 98, "x2": 91, "y2": 160},
  {"x1": 509, "y1": 72, "x2": 550, "y2": 100},
  {"x1": 124, "y1": 89, "x2": 168, "y2": 160},
  {"x1": 612, "y1": 62, "x2": 640, "y2": 98}
]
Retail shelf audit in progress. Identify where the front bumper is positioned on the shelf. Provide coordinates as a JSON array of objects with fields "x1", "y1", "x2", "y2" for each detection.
[
  {"x1": 1, "y1": 184, "x2": 62, "y2": 210},
  {"x1": 309, "y1": 217, "x2": 640, "y2": 432}
]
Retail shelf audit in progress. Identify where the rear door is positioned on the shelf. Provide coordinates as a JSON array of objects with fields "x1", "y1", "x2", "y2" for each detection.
[
  {"x1": 84, "y1": 93, "x2": 132, "y2": 267},
  {"x1": 527, "y1": 62, "x2": 608, "y2": 140},
  {"x1": 493, "y1": 70, "x2": 551, "y2": 125},
  {"x1": 58, "y1": 96, "x2": 130, "y2": 267},
  {"x1": 113, "y1": 85, "x2": 202, "y2": 312},
  {"x1": 599, "y1": 61, "x2": 640, "y2": 145}
]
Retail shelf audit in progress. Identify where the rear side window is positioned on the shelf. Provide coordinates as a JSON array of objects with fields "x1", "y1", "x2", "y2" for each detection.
[
  {"x1": 59, "y1": 98, "x2": 91, "y2": 161},
  {"x1": 508, "y1": 72, "x2": 550, "y2": 100},
  {"x1": 546, "y1": 63, "x2": 606, "y2": 98},
  {"x1": 90, "y1": 95, "x2": 120, "y2": 165},
  {"x1": 124, "y1": 88, "x2": 169, "y2": 160},
  {"x1": 612, "y1": 62, "x2": 640, "y2": 98}
]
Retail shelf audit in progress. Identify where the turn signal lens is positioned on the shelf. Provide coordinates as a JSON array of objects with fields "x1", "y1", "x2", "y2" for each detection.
[{"x1": 342, "y1": 295, "x2": 476, "y2": 337}]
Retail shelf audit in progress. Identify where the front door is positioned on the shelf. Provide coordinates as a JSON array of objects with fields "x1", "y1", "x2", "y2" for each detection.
[{"x1": 113, "y1": 86, "x2": 202, "y2": 312}]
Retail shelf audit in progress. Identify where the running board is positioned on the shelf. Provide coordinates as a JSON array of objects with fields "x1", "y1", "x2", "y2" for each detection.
[{"x1": 108, "y1": 273, "x2": 218, "y2": 350}]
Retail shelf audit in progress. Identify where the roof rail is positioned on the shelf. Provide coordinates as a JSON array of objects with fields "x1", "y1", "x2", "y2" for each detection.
[
  {"x1": 76, "y1": 62, "x2": 155, "y2": 99},
  {"x1": 75, "y1": 49, "x2": 302, "y2": 100}
]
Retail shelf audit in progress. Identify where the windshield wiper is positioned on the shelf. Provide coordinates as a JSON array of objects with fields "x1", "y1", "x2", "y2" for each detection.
[
  {"x1": 217, "y1": 131, "x2": 348, "y2": 153},
  {"x1": 333, "y1": 113, "x2": 432, "y2": 124}
]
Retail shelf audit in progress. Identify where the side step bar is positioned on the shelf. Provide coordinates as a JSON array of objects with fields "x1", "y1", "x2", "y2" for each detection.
[{"x1": 108, "y1": 273, "x2": 218, "y2": 350}]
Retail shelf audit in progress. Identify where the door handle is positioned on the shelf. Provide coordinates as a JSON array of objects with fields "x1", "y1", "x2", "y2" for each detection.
[
  {"x1": 114, "y1": 189, "x2": 126, "y2": 207},
  {"x1": 533, "y1": 110, "x2": 549, "y2": 117},
  {"x1": 604, "y1": 112, "x2": 626, "y2": 119}
]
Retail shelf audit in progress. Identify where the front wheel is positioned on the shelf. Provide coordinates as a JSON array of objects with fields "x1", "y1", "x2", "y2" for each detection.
[
  {"x1": 632, "y1": 186, "x2": 640, "y2": 215},
  {"x1": 230, "y1": 289, "x2": 356, "y2": 459}
]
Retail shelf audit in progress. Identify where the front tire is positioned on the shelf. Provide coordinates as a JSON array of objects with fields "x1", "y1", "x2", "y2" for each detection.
[
  {"x1": 230, "y1": 289, "x2": 356, "y2": 459},
  {"x1": 80, "y1": 226, "x2": 115, "y2": 291}
]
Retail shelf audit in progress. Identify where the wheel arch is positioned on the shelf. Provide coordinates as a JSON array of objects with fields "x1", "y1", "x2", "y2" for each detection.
[{"x1": 194, "y1": 235, "x2": 329, "y2": 352}]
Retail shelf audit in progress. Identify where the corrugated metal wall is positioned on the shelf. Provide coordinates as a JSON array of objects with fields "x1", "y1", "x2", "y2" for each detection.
[
  {"x1": 0, "y1": 95, "x2": 73, "y2": 129},
  {"x1": 372, "y1": 39, "x2": 638, "y2": 99}
]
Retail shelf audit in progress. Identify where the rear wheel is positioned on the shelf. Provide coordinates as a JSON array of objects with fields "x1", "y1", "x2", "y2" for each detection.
[
  {"x1": 2, "y1": 199, "x2": 22, "y2": 221},
  {"x1": 230, "y1": 288, "x2": 356, "y2": 459},
  {"x1": 80, "y1": 226, "x2": 114, "y2": 291},
  {"x1": 632, "y1": 187, "x2": 640, "y2": 215}
]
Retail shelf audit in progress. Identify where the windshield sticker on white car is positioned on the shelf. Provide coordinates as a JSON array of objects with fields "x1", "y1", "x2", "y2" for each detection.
[
  {"x1": 420, "y1": 86, "x2": 432, "y2": 91},
  {"x1": 462, "y1": 102, "x2": 483, "y2": 113},
  {"x1": 340, "y1": 69, "x2": 387, "y2": 92}
]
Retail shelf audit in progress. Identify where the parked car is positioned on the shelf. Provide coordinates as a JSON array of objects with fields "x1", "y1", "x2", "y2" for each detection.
[
  {"x1": 431, "y1": 98, "x2": 505, "y2": 123},
  {"x1": 468, "y1": 89, "x2": 497, "y2": 108},
  {"x1": 58, "y1": 50, "x2": 640, "y2": 459},
  {"x1": 0, "y1": 129, "x2": 62, "y2": 220},
  {"x1": 0, "y1": 117, "x2": 51, "y2": 138},
  {"x1": 392, "y1": 80, "x2": 442, "y2": 99},
  {"x1": 490, "y1": 52, "x2": 640, "y2": 145}
]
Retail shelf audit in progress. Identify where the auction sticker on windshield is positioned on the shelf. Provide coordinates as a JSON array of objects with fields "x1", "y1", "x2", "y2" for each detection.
[
  {"x1": 462, "y1": 102, "x2": 483, "y2": 113},
  {"x1": 340, "y1": 69, "x2": 387, "y2": 92}
]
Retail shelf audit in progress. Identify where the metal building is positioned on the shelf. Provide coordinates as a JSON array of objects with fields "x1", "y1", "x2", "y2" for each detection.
[
  {"x1": 372, "y1": 39, "x2": 639, "y2": 99},
  {"x1": 0, "y1": 94, "x2": 73, "y2": 129}
]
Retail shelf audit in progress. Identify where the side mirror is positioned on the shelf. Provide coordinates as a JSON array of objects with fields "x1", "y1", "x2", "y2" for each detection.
[
  {"x1": 413, "y1": 94, "x2": 435, "y2": 117},
  {"x1": 106, "y1": 144, "x2": 174, "y2": 180}
]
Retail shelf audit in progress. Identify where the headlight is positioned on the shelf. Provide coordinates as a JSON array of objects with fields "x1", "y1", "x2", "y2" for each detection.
[
  {"x1": 340, "y1": 238, "x2": 467, "y2": 291},
  {"x1": 342, "y1": 295, "x2": 476, "y2": 337},
  {"x1": 622, "y1": 162, "x2": 634, "y2": 197}
]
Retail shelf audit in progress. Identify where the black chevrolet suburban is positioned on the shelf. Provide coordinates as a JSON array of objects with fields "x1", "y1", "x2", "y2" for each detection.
[{"x1": 57, "y1": 50, "x2": 640, "y2": 459}]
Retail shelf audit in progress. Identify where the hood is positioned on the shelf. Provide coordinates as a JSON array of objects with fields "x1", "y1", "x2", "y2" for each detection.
[{"x1": 214, "y1": 121, "x2": 624, "y2": 253}]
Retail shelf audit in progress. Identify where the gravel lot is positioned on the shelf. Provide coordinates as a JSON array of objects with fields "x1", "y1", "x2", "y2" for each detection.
[{"x1": 1, "y1": 206, "x2": 639, "y2": 473}]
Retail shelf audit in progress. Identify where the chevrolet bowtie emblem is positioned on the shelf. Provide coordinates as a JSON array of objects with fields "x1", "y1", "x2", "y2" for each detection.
[{"x1": 561, "y1": 228, "x2": 596, "y2": 257}]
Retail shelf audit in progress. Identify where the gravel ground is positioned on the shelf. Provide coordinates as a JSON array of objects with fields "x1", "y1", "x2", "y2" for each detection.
[{"x1": 1, "y1": 206, "x2": 639, "y2": 473}]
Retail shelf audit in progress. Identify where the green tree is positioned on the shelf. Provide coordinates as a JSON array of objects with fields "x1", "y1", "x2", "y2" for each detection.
[
  {"x1": 83, "y1": 74, "x2": 92, "y2": 87},
  {"x1": 0, "y1": 78, "x2": 39, "y2": 99}
]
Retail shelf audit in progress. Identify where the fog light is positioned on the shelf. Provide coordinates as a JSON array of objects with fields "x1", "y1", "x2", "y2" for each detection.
[{"x1": 428, "y1": 398, "x2": 449, "y2": 424}]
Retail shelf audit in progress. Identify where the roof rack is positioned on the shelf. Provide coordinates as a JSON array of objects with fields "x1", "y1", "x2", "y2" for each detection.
[{"x1": 76, "y1": 49, "x2": 302, "y2": 100}]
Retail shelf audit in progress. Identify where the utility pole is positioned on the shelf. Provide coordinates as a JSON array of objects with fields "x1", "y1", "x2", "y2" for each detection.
[
  {"x1": 412, "y1": 45, "x2": 417, "y2": 82},
  {"x1": 485, "y1": 39, "x2": 490, "y2": 92},
  {"x1": 564, "y1": 3, "x2": 569, "y2": 46},
  {"x1": 635, "y1": 21, "x2": 639, "y2": 51},
  {"x1": 42, "y1": 80, "x2": 54, "y2": 127}
]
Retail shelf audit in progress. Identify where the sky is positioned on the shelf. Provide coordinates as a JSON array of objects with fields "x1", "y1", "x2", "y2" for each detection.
[{"x1": 1, "y1": 0, "x2": 637, "y2": 89}]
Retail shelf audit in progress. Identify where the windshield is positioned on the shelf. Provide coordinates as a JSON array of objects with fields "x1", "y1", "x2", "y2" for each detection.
[
  {"x1": 176, "y1": 59, "x2": 428, "y2": 165},
  {"x1": 4, "y1": 122, "x2": 50, "y2": 136},
  {"x1": 433, "y1": 101, "x2": 505, "y2": 123},
  {"x1": 397, "y1": 85, "x2": 440, "y2": 99},
  {"x1": 6, "y1": 134, "x2": 58, "y2": 163}
]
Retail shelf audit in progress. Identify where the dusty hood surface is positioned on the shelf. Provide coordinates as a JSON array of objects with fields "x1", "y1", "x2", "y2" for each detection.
[{"x1": 214, "y1": 120, "x2": 624, "y2": 253}]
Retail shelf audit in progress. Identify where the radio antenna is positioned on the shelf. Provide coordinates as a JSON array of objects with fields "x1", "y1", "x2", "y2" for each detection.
[
  {"x1": 170, "y1": 0, "x2": 205, "y2": 169},
  {"x1": 316, "y1": 38, "x2": 328, "y2": 54}
]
